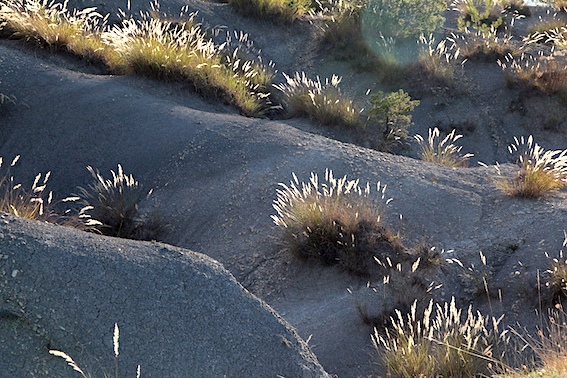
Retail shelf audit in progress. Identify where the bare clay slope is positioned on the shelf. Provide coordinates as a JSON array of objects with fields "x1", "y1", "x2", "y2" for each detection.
[
  {"x1": 2, "y1": 37, "x2": 567, "y2": 377},
  {"x1": 0, "y1": 213, "x2": 329, "y2": 377}
]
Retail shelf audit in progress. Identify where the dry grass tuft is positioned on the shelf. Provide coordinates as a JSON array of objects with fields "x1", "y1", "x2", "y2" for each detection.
[
  {"x1": 496, "y1": 136, "x2": 567, "y2": 197},
  {"x1": 415, "y1": 35, "x2": 459, "y2": 85},
  {"x1": 0, "y1": 0, "x2": 111, "y2": 62},
  {"x1": 273, "y1": 72, "x2": 362, "y2": 128},
  {"x1": 499, "y1": 52, "x2": 567, "y2": 95},
  {"x1": 373, "y1": 298, "x2": 509, "y2": 377},
  {"x1": 502, "y1": 305, "x2": 567, "y2": 378},
  {"x1": 354, "y1": 251, "x2": 441, "y2": 328},
  {"x1": 451, "y1": 30, "x2": 519, "y2": 62},
  {"x1": 229, "y1": 0, "x2": 309, "y2": 24},
  {"x1": 0, "y1": 0, "x2": 273, "y2": 116},
  {"x1": 272, "y1": 169, "x2": 407, "y2": 276},
  {"x1": 312, "y1": 0, "x2": 365, "y2": 48},
  {"x1": 74, "y1": 164, "x2": 161, "y2": 240},
  {"x1": 546, "y1": 236, "x2": 567, "y2": 301},
  {"x1": 0, "y1": 155, "x2": 54, "y2": 220},
  {"x1": 415, "y1": 127, "x2": 474, "y2": 167}
]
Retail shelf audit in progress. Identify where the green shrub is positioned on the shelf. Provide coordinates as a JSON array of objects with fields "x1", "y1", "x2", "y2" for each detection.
[
  {"x1": 415, "y1": 127, "x2": 473, "y2": 167},
  {"x1": 455, "y1": 0, "x2": 505, "y2": 34},
  {"x1": 362, "y1": 0, "x2": 446, "y2": 40},
  {"x1": 368, "y1": 89, "x2": 420, "y2": 152},
  {"x1": 496, "y1": 136, "x2": 567, "y2": 197},
  {"x1": 74, "y1": 165, "x2": 161, "y2": 240},
  {"x1": 273, "y1": 72, "x2": 362, "y2": 128},
  {"x1": 373, "y1": 298, "x2": 509, "y2": 377},
  {"x1": 272, "y1": 170, "x2": 407, "y2": 276},
  {"x1": 360, "y1": 0, "x2": 447, "y2": 65}
]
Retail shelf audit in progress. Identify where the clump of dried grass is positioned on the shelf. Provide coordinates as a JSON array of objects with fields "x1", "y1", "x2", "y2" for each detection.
[
  {"x1": 0, "y1": 0, "x2": 111, "y2": 62},
  {"x1": 0, "y1": 0, "x2": 273, "y2": 116},
  {"x1": 499, "y1": 52, "x2": 567, "y2": 95},
  {"x1": 0, "y1": 155, "x2": 54, "y2": 220},
  {"x1": 502, "y1": 305, "x2": 567, "y2": 378},
  {"x1": 373, "y1": 298, "x2": 509, "y2": 377},
  {"x1": 415, "y1": 127, "x2": 473, "y2": 167},
  {"x1": 415, "y1": 35, "x2": 460, "y2": 85},
  {"x1": 273, "y1": 72, "x2": 362, "y2": 128},
  {"x1": 496, "y1": 136, "x2": 567, "y2": 197},
  {"x1": 74, "y1": 164, "x2": 160, "y2": 240},
  {"x1": 229, "y1": 0, "x2": 309, "y2": 24},
  {"x1": 272, "y1": 169, "x2": 407, "y2": 276}
]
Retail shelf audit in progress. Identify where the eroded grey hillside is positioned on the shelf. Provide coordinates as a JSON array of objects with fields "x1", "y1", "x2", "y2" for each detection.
[{"x1": 0, "y1": 213, "x2": 328, "y2": 377}]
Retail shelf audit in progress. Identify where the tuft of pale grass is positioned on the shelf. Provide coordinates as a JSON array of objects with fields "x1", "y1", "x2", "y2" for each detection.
[
  {"x1": 272, "y1": 169, "x2": 404, "y2": 276},
  {"x1": 354, "y1": 254, "x2": 441, "y2": 328},
  {"x1": 451, "y1": 29, "x2": 519, "y2": 62},
  {"x1": 546, "y1": 236, "x2": 567, "y2": 300},
  {"x1": 75, "y1": 164, "x2": 160, "y2": 240},
  {"x1": 312, "y1": 0, "x2": 365, "y2": 48},
  {"x1": 499, "y1": 52, "x2": 567, "y2": 95},
  {"x1": 526, "y1": 17, "x2": 567, "y2": 45},
  {"x1": 546, "y1": 0, "x2": 567, "y2": 12},
  {"x1": 416, "y1": 35, "x2": 459, "y2": 85},
  {"x1": 415, "y1": 127, "x2": 474, "y2": 167},
  {"x1": 273, "y1": 72, "x2": 362, "y2": 128},
  {"x1": 0, "y1": 0, "x2": 273, "y2": 116},
  {"x1": 0, "y1": 155, "x2": 55, "y2": 220},
  {"x1": 496, "y1": 136, "x2": 567, "y2": 197},
  {"x1": 0, "y1": 0, "x2": 111, "y2": 63},
  {"x1": 229, "y1": 0, "x2": 309, "y2": 24},
  {"x1": 501, "y1": 305, "x2": 567, "y2": 378},
  {"x1": 373, "y1": 298, "x2": 509, "y2": 377},
  {"x1": 101, "y1": 11, "x2": 273, "y2": 117}
]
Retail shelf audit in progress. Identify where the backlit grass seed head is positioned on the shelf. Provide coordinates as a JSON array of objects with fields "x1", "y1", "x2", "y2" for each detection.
[
  {"x1": 497, "y1": 136, "x2": 567, "y2": 197},
  {"x1": 498, "y1": 52, "x2": 567, "y2": 94},
  {"x1": 0, "y1": 0, "x2": 273, "y2": 116},
  {"x1": 0, "y1": 0, "x2": 108, "y2": 58},
  {"x1": 273, "y1": 72, "x2": 362, "y2": 128},
  {"x1": 272, "y1": 169, "x2": 388, "y2": 230},
  {"x1": 374, "y1": 298, "x2": 509, "y2": 377},
  {"x1": 272, "y1": 169, "x2": 399, "y2": 275},
  {"x1": 48, "y1": 350, "x2": 88, "y2": 377},
  {"x1": 417, "y1": 34, "x2": 460, "y2": 83},
  {"x1": 415, "y1": 127, "x2": 474, "y2": 167},
  {"x1": 76, "y1": 164, "x2": 151, "y2": 237},
  {"x1": 0, "y1": 155, "x2": 54, "y2": 220}
]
